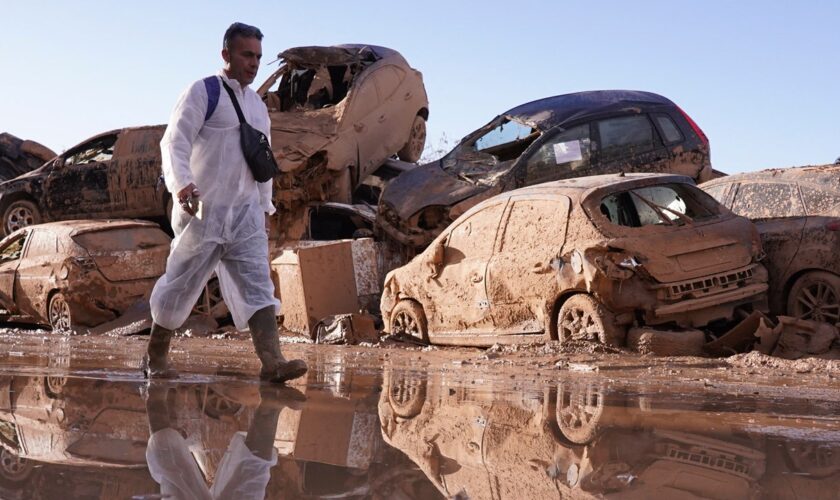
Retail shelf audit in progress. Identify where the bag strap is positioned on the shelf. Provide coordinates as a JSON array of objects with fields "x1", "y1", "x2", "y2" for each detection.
[
  {"x1": 203, "y1": 76, "x2": 220, "y2": 121},
  {"x1": 221, "y1": 80, "x2": 248, "y2": 125}
]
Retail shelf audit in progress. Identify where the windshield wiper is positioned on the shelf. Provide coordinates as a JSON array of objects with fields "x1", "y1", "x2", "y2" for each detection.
[{"x1": 630, "y1": 191, "x2": 694, "y2": 225}]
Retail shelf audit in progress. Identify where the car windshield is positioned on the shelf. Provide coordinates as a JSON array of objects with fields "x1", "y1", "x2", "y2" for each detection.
[
  {"x1": 441, "y1": 117, "x2": 540, "y2": 186},
  {"x1": 596, "y1": 183, "x2": 720, "y2": 228}
]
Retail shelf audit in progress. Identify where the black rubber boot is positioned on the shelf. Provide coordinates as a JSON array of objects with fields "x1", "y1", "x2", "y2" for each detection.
[
  {"x1": 141, "y1": 323, "x2": 178, "y2": 379},
  {"x1": 244, "y1": 385, "x2": 306, "y2": 459},
  {"x1": 247, "y1": 306, "x2": 308, "y2": 384}
]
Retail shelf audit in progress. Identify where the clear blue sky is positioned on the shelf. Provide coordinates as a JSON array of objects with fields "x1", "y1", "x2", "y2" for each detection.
[{"x1": 2, "y1": 0, "x2": 838, "y2": 173}]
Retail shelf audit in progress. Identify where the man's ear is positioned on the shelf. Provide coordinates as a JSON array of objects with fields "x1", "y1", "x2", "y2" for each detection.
[{"x1": 221, "y1": 48, "x2": 230, "y2": 63}]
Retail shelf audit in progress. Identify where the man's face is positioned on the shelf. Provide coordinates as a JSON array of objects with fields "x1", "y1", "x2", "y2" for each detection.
[{"x1": 222, "y1": 35, "x2": 262, "y2": 86}]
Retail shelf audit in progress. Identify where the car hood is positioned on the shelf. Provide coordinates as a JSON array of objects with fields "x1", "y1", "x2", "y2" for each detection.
[{"x1": 381, "y1": 162, "x2": 488, "y2": 219}]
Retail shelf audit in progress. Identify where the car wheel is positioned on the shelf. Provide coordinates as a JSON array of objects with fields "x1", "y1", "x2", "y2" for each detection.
[
  {"x1": 387, "y1": 372, "x2": 427, "y2": 419},
  {"x1": 397, "y1": 116, "x2": 426, "y2": 163},
  {"x1": 390, "y1": 300, "x2": 428, "y2": 342},
  {"x1": 48, "y1": 292, "x2": 74, "y2": 331},
  {"x1": 200, "y1": 387, "x2": 243, "y2": 419},
  {"x1": 787, "y1": 271, "x2": 840, "y2": 323},
  {"x1": 0, "y1": 449, "x2": 33, "y2": 485},
  {"x1": 3, "y1": 199, "x2": 41, "y2": 236},
  {"x1": 557, "y1": 294, "x2": 625, "y2": 346},
  {"x1": 555, "y1": 382, "x2": 603, "y2": 445}
]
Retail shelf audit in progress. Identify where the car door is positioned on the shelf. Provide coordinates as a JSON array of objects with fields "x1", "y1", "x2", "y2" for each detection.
[
  {"x1": 729, "y1": 181, "x2": 806, "y2": 297},
  {"x1": 591, "y1": 114, "x2": 669, "y2": 175},
  {"x1": 44, "y1": 133, "x2": 119, "y2": 218},
  {"x1": 0, "y1": 231, "x2": 30, "y2": 315},
  {"x1": 109, "y1": 127, "x2": 166, "y2": 217},
  {"x1": 13, "y1": 228, "x2": 59, "y2": 320},
  {"x1": 426, "y1": 200, "x2": 507, "y2": 336},
  {"x1": 345, "y1": 71, "x2": 382, "y2": 185},
  {"x1": 486, "y1": 195, "x2": 570, "y2": 334}
]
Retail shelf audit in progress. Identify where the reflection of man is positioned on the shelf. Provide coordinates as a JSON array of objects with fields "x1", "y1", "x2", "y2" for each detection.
[
  {"x1": 144, "y1": 381, "x2": 304, "y2": 499},
  {"x1": 143, "y1": 22, "x2": 306, "y2": 383}
]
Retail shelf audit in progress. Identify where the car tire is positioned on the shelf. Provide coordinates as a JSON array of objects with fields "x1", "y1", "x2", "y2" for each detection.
[
  {"x1": 48, "y1": 292, "x2": 74, "y2": 331},
  {"x1": 2, "y1": 199, "x2": 41, "y2": 236},
  {"x1": 397, "y1": 115, "x2": 426, "y2": 163},
  {"x1": 387, "y1": 372, "x2": 427, "y2": 419},
  {"x1": 0, "y1": 449, "x2": 33, "y2": 486},
  {"x1": 557, "y1": 294, "x2": 625, "y2": 346},
  {"x1": 555, "y1": 382, "x2": 603, "y2": 445},
  {"x1": 787, "y1": 271, "x2": 840, "y2": 324},
  {"x1": 390, "y1": 300, "x2": 428, "y2": 342}
]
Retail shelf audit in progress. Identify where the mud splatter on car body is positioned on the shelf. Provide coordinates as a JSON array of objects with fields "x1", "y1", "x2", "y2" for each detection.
[
  {"x1": 381, "y1": 173, "x2": 768, "y2": 347},
  {"x1": 702, "y1": 164, "x2": 840, "y2": 320}
]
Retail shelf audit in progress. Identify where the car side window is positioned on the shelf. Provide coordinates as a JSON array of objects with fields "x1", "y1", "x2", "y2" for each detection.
[
  {"x1": 731, "y1": 182, "x2": 805, "y2": 218},
  {"x1": 63, "y1": 134, "x2": 118, "y2": 166},
  {"x1": 373, "y1": 65, "x2": 405, "y2": 102},
  {"x1": 597, "y1": 115, "x2": 655, "y2": 157},
  {"x1": 347, "y1": 77, "x2": 380, "y2": 119},
  {"x1": 523, "y1": 125, "x2": 591, "y2": 185},
  {"x1": 653, "y1": 114, "x2": 684, "y2": 144},
  {"x1": 500, "y1": 198, "x2": 570, "y2": 257},
  {"x1": 445, "y1": 202, "x2": 505, "y2": 261},
  {"x1": 24, "y1": 231, "x2": 57, "y2": 257},
  {"x1": 0, "y1": 234, "x2": 27, "y2": 263},
  {"x1": 800, "y1": 185, "x2": 840, "y2": 216},
  {"x1": 702, "y1": 183, "x2": 730, "y2": 205}
]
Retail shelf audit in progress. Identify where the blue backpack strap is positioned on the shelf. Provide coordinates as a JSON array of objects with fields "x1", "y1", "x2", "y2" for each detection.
[{"x1": 203, "y1": 76, "x2": 220, "y2": 121}]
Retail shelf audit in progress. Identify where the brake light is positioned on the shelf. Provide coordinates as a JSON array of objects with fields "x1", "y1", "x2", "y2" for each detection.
[
  {"x1": 826, "y1": 220, "x2": 840, "y2": 231},
  {"x1": 676, "y1": 105, "x2": 708, "y2": 145}
]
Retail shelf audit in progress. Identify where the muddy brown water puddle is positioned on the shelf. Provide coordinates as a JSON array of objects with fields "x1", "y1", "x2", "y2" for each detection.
[{"x1": 0, "y1": 334, "x2": 838, "y2": 498}]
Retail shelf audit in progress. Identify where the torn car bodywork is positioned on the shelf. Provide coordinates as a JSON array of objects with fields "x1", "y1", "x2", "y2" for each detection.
[
  {"x1": 0, "y1": 126, "x2": 169, "y2": 236},
  {"x1": 257, "y1": 45, "x2": 428, "y2": 239},
  {"x1": 381, "y1": 173, "x2": 768, "y2": 347},
  {"x1": 701, "y1": 164, "x2": 840, "y2": 321},
  {"x1": 378, "y1": 90, "x2": 713, "y2": 251},
  {"x1": 0, "y1": 220, "x2": 169, "y2": 329}
]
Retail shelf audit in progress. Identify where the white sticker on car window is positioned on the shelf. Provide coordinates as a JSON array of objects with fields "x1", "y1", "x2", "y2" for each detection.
[{"x1": 553, "y1": 140, "x2": 583, "y2": 164}]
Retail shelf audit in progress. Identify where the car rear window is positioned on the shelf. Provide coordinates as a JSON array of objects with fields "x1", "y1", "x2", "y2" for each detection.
[
  {"x1": 731, "y1": 182, "x2": 805, "y2": 219},
  {"x1": 596, "y1": 183, "x2": 720, "y2": 228},
  {"x1": 654, "y1": 114, "x2": 683, "y2": 144},
  {"x1": 800, "y1": 185, "x2": 840, "y2": 216},
  {"x1": 72, "y1": 227, "x2": 169, "y2": 252}
]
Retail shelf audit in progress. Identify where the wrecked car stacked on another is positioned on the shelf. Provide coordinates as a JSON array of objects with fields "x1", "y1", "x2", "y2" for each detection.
[
  {"x1": 381, "y1": 173, "x2": 769, "y2": 346},
  {"x1": 256, "y1": 44, "x2": 428, "y2": 240},
  {"x1": 377, "y1": 90, "x2": 714, "y2": 251},
  {"x1": 702, "y1": 164, "x2": 840, "y2": 323},
  {"x1": 0, "y1": 133, "x2": 55, "y2": 183}
]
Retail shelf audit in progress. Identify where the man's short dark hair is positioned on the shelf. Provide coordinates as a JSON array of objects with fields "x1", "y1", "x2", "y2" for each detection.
[{"x1": 223, "y1": 22, "x2": 263, "y2": 50}]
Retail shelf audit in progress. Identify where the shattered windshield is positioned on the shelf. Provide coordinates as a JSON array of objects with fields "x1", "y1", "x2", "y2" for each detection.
[
  {"x1": 263, "y1": 63, "x2": 357, "y2": 112},
  {"x1": 441, "y1": 117, "x2": 539, "y2": 185},
  {"x1": 596, "y1": 184, "x2": 719, "y2": 228}
]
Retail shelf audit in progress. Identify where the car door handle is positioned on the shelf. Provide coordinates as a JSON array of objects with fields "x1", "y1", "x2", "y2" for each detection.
[
  {"x1": 354, "y1": 123, "x2": 365, "y2": 133},
  {"x1": 470, "y1": 273, "x2": 483, "y2": 283}
]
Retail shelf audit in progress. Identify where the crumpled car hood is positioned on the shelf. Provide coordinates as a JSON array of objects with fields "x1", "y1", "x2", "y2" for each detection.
[{"x1": 381, "y1": 162, "x2": 488, "y2": 219}]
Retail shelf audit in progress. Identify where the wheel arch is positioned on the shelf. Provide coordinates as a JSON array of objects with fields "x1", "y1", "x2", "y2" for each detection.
[{"x1": 417, "y1": 107, "x2": 429, "y2": 121}]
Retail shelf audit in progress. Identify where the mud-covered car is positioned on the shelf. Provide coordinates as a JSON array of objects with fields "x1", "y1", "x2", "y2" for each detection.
[
  {"x1": 381, "y1": 173, "x2": 768, "y2": 347},
  {"x1": 257, "y1": 45, "x2": 429, "y2": 207},
  {"x1": 0, "y1": 133, "x2": 55, "y2": 183},
  {"x1": 378, "y1": 90, "x2": 714, "y2": 250},
  {"x1": 0, "y1": 126, "x2": 168, "y2": 236},
  {"x1": 701, "y1": 164, "x2": 840, "y2": 322},
  {"x1": 0, "y1": 220, "x2": 170, "y2": 329}
]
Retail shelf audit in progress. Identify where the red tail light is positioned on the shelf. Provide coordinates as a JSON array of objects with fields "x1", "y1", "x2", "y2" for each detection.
[
  {"x1": 676, "y1": 105, "x2": 708, "y2": 145},
  {"x1": 825, "y1": 220, "x2": 840, "y2": 231}
]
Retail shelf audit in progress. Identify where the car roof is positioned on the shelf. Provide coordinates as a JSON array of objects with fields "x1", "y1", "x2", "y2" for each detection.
[
  {"x1": 505, "y1": 90, "x2": 675, "y2": 131},
  {"x1": 18, "y1": 219, "x2": 163, "y2": 238},
  {"x1": 278, "y1": 44, "x2": 404, "y2": 67},
  {"x1": 464, "y1": 173, "x2": 695, "y2": 215},
  {"x1": 702, "y1": 164, "x2": 840, "y2": 189}
]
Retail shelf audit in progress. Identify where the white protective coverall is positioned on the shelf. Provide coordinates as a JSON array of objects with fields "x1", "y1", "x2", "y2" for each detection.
[
  {"x1": 146, "y1": 429, "x2": 276, "y2": 500},
  {"x1": 151, "y1": 71, "x2": 280, "y2": 330}
]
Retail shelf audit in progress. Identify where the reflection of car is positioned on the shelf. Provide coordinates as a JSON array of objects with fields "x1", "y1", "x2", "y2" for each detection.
[
  {"x1": 381, "y1": 173, "x2": 768, "y2": 346},
  {"x1": 0, "y1": 220, "x2": 169, "y2": 329},
  {"x1": 0, "y1": 126, "x2": 168, "y2": 236},
  {"x1": 257, "y1": 45, "x2": 429, "y2": 206},
  {"x1": 0, "y1": 133, "x2": 55, "y2": 182},
  {"x1": 701, "y1": 165, "x2": 840, "y2": 321},
  {"x1": 378, "y1": 90, "x2": 714, "y2": 250}
]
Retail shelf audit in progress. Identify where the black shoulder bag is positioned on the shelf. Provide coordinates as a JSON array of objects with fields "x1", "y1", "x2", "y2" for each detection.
[{"x1": 221, "y1": 79, "x2": 279, "y2": 183}]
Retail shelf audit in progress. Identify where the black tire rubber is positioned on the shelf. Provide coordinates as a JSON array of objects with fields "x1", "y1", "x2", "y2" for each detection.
[{"x1": 2, "y1": 199, "x2": 41, "y2": 236}]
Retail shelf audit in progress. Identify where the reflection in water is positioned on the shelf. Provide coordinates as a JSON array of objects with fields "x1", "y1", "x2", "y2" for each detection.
[{"x1": 0, "y1": 362, "x2": 837, "y2": 499}]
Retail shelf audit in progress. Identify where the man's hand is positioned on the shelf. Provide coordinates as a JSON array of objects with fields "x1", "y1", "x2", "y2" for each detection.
[{"x1": 177, "y1": 183, "x2": 201, "y2": 216}]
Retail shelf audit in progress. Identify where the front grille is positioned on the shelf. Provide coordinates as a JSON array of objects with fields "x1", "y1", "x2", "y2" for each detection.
[{"x1": 661, "y1": 265, "x2": 756, "y2": 300}]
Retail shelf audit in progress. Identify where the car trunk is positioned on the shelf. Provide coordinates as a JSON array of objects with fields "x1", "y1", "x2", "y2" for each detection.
[
  {"x1": 608, "y1": 216, "x2": 756, "y2": 283},
  {"x1": 72, "y1": 227, "x2": 169, "y2": 282}
]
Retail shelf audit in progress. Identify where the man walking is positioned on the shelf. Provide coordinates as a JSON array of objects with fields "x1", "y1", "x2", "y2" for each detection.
[{"x1": 144, "y1": 22, "x2": 307, "y2": 383}]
